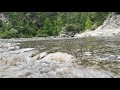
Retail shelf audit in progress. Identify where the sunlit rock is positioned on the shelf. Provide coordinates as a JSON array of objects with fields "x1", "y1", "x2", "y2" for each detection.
[{"x1": 40, "y1": 52, "x2": 76, "y2": 63}]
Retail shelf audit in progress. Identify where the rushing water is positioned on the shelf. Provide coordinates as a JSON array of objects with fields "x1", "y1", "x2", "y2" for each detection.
[
  {"x1": 1, "y1": 37, "x2": 120, "y2": 76},
  {"x1": 17, "y1": 37, "x2": 120, "y2": 61},
  {"x1": 17, "y1": 37, "x2": 120, "y2": 76}
]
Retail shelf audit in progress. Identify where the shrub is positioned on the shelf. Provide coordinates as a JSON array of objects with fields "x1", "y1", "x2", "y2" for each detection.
[
  {"x1": 0, "y1": 20, "x2": 3, "y2": 27},
  {"x1": 36, "y1": 33, "x2": 49, "y2": 37},
  {"x1": 8, "y1": 28, "x2": 18, "y2": 37},
  {"x1": 1, "y1": 28, "x2": 19, "y2": 38},
  {"x1": 9, "y1": 28, "x2": 18, "y2": 34},
  {"x1": 62, "y1": 24, "x2": 80, "y2": 37},
  {"x1": 90, "y1": 23, "x2": 98, "y2": 30},
  {"x1": 0, "y1": 31, "x2": 10, "y2": 39},
  {"x1": 28, "y1": 28, "x2": 36, "y2": 36},
  {"x1": 37, "y1": 30, "x2": 49, "y2": 37},
  {"x1": 64, "y1": 24, "x2": 80, "y2": 33},
  {"x1": 85, "y1": 18, "x2": 92, "y2": 30}
]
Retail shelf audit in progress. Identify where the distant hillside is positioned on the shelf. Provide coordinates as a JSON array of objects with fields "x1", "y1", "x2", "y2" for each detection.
[{"x1": 0, "y1": 12, "x2": 109, "y2": 38}]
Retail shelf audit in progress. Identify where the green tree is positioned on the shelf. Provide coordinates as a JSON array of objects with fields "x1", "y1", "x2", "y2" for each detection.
[
  {"x1": 53, "y1": 16, "x2": 63, "y2": 36},
  {"x1": 64, "y1": 24, "x2": 79, "y2": 32},
  {"x1": 0, "y1": 12, "x2": 110, "y2": 38},
  {"x1": 85, "y1": 17, "x2": 92, "y2": 30},
  {"x1": 4, "y1": 21, "x2": 13, "y2": 31},
  {"x1": 9, "y1": 28, "x2": 18, "y2": 37},
  {"x1": 43, "y1": 18, "x2": 53, "y2": 36}
]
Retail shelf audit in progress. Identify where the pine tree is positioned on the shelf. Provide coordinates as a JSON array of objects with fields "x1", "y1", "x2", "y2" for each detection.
[
  {"x1": 85, "y1": 17, "x2": 92, "y2": 30},
  {"x1": 4, "y1": 21, "x2": 13, "y2": 32},
  {"x1": 53, "y1": 16, "x2": 63, "y2": 36},
  {"x1": 43, "y1": 18, "x2": 53, "y2": 36}
]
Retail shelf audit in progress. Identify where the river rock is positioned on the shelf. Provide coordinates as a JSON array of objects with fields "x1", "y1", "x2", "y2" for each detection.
[
  {"x1": 83, "y1": 52, "x2": 92, "y2": 56},
  {"x1": 40, "y1": 52, "x2": 75, "y2": 63},
  {"x1": 35, "y1": 52, "x2": 48, "y2": 60}
]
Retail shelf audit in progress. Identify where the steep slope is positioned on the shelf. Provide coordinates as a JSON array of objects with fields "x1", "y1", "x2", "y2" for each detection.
[
  {"x1": 96, "y1": 12, "x2": 120, "y2": 31},
  {"x1": 75, "y1": 12, "x2": 120, "y2": 38}
]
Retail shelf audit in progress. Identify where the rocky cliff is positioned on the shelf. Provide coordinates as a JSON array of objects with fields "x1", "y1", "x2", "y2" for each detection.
[
  {"x1": 75, "y1": 12, "x2": 120, "y2": 38},
  {"x1": 96, "y1": 12, "x2": 120, "y2": 31},
  {"x1": 0, "y1": 13, "x2": 7, "y2": 22}
]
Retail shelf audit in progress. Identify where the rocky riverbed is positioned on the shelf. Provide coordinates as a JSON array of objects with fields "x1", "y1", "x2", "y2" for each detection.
[{"x1": 1, "y1": 37, "x2": 120, "y2": 78}]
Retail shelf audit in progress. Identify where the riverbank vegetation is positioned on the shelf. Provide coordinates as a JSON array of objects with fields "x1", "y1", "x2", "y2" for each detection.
[{"x1": 0, "y1": 12, "x2": 110, "y2": 38}]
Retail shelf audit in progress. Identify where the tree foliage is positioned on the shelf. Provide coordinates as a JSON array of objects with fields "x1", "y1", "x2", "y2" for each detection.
[
  {"x1": 0, "y1": 12, "x2": 110, "y2": 38},
  {"x1": 85, "y1": 17, "x2": 92, "y2": 30}
]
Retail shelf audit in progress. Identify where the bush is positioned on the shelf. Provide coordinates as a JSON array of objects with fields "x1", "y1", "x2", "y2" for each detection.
[
  {"x1": 85, "y1": 18, "x2": 92, "y2": 30},
  {"x1": 0, "y1": 28, "x2": 19, "y2": 39},
  {"x1": 29, "y1": 28, "x2": 36, "y2": 36},
  {"x1": 0, "y1": 20, "x2": 3, "y2": 27},
  {"x1": 37, "y1": 30, "x2": 49, "y2": 37},
  {"x1": 9, "y1": 28, "x2": 18, "y2": 34},
  {"x1": 0, "y1": 32, "x2": 10, "y2": 39},
  {"x1": 0, "y1": 31, "x2": 5, "y2": 38},
  {"x1": 62, "y1": 24, "x2": 80, "y2": 37},
  {"x1": 36, "y1": 33, "x2": 49, "y2": 37},
  {"x1": 90, "y1": 23, "x2": 98, "y2": 30},
  {"x1": 8, "y1": 28, "x2": 18, "y2": 37},
  {"x1": 64, "y1": 24, "x2": 80, "y2": 33}
]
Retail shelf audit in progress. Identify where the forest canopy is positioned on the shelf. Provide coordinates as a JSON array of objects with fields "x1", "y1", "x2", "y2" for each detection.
[{"x1": 0, "y1": 12, "x2": 111, "y2": 38}]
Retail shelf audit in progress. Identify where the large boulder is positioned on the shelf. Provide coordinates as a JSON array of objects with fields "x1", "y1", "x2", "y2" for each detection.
[{"x1": 39, "y1": 52, "x2": 75, "y2": 63}]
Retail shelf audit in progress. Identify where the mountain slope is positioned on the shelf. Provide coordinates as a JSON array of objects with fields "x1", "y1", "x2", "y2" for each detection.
[{"x1": 75, "y1": 13, "x2": 120, "y2": 38}]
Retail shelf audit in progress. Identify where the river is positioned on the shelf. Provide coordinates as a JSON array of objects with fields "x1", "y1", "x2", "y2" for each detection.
[{"x1": 1, "y1": 37, "x2": 120, "y2": 77}]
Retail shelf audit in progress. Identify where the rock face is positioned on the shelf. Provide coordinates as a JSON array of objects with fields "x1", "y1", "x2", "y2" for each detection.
[
  {"x1": 75, "y1": 13, "x2": 120, "y2": 38},
  {"x1": 96, "y1": 13, "x2": 120, "y2": 31},
  {"x1": 0, "y1": 41, "x2": 119, "y2": 78},
  {"x1": 0, "y1": 13, "x2": 7, "y2": 22}
]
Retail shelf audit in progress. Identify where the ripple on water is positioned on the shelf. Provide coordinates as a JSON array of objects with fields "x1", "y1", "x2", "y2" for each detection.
[{"x1": 17, "y1": 37, "x2": 120, "y2": 62}]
